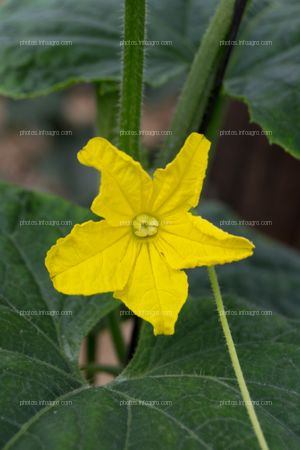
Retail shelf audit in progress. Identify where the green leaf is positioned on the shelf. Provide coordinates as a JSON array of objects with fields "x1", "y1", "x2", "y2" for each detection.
[
  {"x1": 224, "y1": 0, "x2": 300, "y2": 158},
  {"x1": 2, "y1": 0, "x2": 298, "y2": 160},
  {"x1": 0, "y1": 0, "x2": 218, "y2": 98},
  {"x1": 0, "y1": 182, "x2": 118, "y2": 363},
  {"x1": 189, "y1": 201, "x2": 300, "y2": 318},
  {"x1": 3, "y1": 295, "x2": 300, "y2": 449},
  {"x1": 1, "y1": 187, "x2": 299, "y2": 448}
]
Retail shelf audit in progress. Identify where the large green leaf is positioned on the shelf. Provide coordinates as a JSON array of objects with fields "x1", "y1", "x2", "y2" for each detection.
[
  {"x1": 224, "y1": 0, "x2": 300, "y2": 158},
  {"x1": 0, "y1": 182, "x2": 118, "y2": 362},
  {"x1": 1, "y1": 184, "x2": 300, "y2": 449},
  {"x1": 3, "y1": 295, "x2": 300, "y2": 449},
  {"x1": 0, "y1": 0, "x2": 218, "y2": 98}
]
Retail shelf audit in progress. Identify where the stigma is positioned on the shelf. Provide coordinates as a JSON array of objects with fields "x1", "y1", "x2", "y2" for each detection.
[{"x1": 132, "y1": 214, "x2": 159, "y2": 238}]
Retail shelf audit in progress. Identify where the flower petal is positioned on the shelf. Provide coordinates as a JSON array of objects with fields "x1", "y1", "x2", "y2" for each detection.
[
  {"x1": 150, "y1": 133, "x2": 211, "y2": 216},
  {"x1": 114, "y1": 243, "x2": 188, "y2": 335},
  {"x1": 45, "y1": 220, "x2": 137, "y2": 295},
  {"x1": 78, "y1": 138, "x2": 152, "y2": 225},
  {"x1": 157, "y1": 213, "x2": 254, "y2": 269}
]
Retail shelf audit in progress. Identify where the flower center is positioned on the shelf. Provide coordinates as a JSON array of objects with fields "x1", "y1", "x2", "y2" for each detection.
[{"x1": 132, "y1": 214, "x2": 159, "y2": 238}]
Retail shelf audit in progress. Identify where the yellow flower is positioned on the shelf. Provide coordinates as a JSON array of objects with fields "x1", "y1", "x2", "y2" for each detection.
[{"x1": 45, "y1": 133, "x2": 254, "y2": 335}]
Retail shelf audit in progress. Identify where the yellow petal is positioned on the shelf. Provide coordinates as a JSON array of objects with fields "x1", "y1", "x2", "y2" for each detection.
[
  {"x1": 78, "y1": 138, "x2": 152, "y2": 226},
  {"x1": 114, "y1": 243, "x2": 188, "y2": 335},
  {"x1": 150, "y1": 133, "x2": 211, "y2": 216},
  {"x1": 45, "y1": 220, "x2": 137, "y2": 295},
  {"x1": 157, "y1": 213, "x2": 254, "y2": 269}
]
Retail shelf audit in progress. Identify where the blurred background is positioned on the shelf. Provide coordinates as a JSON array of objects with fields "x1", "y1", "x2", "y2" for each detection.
[{"x1": 1, "y1": 83, "x2": 300, "y2": 248}]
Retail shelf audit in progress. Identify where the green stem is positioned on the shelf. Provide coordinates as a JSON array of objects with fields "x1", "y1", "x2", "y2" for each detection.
[
  {"x1": 119, "y1": 0, "x2": 146, "y2": 160},
  {"x1": 200, "y1": 0, "x2": 248, "y2": 134},
  {"x1": 159, "y1": 0, "x2": 236, "y2": 165},
  {"x1": 201, "y1": 93, "x2": 229, "y2": 196},
  {"x1": 207, "y1": 266, "x2": 269, "y2": 450},
  {"x1": 108, "y1": 309, "x2": 127, "y2": 365},
  {"x1": 96, "y1": 81, "x2": 119, "y2": 144},
  {"x1": 205, "y1": 93, "x2": 228, "y2": 144},
  {"x1": 126, "y1": 315, "x2": 141, "y2": 363},
  {"x1": 86, "y1": 331, "x2": 96, "y2": 384},
  {"x1": 80, "y1": 363, "x2": 122, "y2": 377}
]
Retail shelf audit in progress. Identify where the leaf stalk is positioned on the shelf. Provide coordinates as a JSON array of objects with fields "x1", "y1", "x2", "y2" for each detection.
[{"x1": 207, "y1": 266, "x2": 269, "y2": 450}]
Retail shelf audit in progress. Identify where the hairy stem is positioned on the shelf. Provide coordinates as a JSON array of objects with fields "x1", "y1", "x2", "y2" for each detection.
[
  {"x1": 207, "y1": 266, "x2": 269, "y2": 450},
  {"x1": 119, "y1": 0, "x2": 146, "y2": 159}
]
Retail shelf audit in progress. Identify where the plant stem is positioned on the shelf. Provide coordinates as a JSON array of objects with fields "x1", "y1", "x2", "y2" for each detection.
[
  {"x1": 108, "y1": 309, "x2": 127, "y2": 365},
  {"x1": 200, "y1": 0, "x2": 248, "y2": 134},
  {"x1": 207, "y1": 266, "x2": 269, "y2": 450},
  {"x1": 205, "y1": 93, "x2": 228, "y2": 144},
  {"x1": 95, "y1": 81, "x2": 119, "y2": 144},
  {"x1": 86, "y1": 331, "x2": 96, "y2": 384},
  {"x1": 119, "y1": 0, "x2": 146, "y2": 160},
  {"x1": 201, "y1": 93, "x2": 229, "y2": 197},
  {"x1": 126, "y1": 315, "x2": 141, "y2": 363},
  {"x1": 98, "y1": 1, "x2": 147, "y2": 365},
  {"x1": 159, "y1": 0, "x2": 236, "y2": 165},
  {"x1": 80, "y1": 363, "x2": 122, "y2": 377}
]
